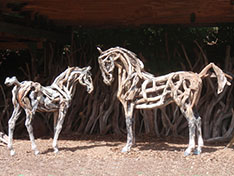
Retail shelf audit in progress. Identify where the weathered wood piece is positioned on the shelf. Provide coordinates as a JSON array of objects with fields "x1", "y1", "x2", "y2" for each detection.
[
  {"x1": 5, "y1": 66, "x2": 93, "y2": 156},
  {"x1": 0, "y1": 22, "x2": 70, "y2": 44},
  {"x1": 98, "y1": 46, "x2": 232, "y2": 155},
  {"x1": 0, "y1": 132, "x2": 8, "y2": 144}
]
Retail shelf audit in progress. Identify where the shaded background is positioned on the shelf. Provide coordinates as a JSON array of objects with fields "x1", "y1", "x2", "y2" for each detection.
[{"x1": 0, "y1": 25, "x2": 233, "y2": 143}]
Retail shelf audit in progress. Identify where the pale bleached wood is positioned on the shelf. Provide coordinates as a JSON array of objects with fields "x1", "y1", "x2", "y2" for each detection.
[
  {"x1": 5, "y1": 66, "x2": 93, "y2": 155},
  {"x1": 98, "y1": 46, "x2": 232, "y2": 155}
]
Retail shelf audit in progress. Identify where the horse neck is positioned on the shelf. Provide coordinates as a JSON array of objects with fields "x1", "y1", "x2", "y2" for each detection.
[
  {"x1": 116, "y1": 57, "x2": 156, "y2": 91},
  {"x1": 68, "y1": 83, "x2": 78, "y2": 98},
  {"x1": 116, "y1": 54, "x2": 135, "y2": 79},
  {"x1": 65, "y1": 76, "x2": 80, "y2": 97},
  {"x1": 52, "y1": 72, "x2": 80, "y2": 97}
]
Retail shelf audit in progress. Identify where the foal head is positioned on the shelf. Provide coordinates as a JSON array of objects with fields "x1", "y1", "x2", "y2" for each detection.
[
  {"x1": 64, "y1": 66, "x2": 94, "y2": 95},
  {"x1": 77, "y1": 66, "x2": 94, "y2": 94}
]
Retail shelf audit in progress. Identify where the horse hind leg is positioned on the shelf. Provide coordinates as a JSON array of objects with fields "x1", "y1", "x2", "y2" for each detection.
[
  {"x1": 8, "y1": 104, "x2": 22, "y2": 156},
  {"x1": 184, "y1": 118, "x2": 196, "y2": 156},
  {"x1": 194, "y1": 115, "x2": 204, "y2": 155},
  {"x1": 181, "y1": 106, "x2": 196, "y2": 156},
  {"x1": 25, "y1": 109, "x2": 39, "y2": 155},
  {"x1": 183, "y1": 107, "x2": 204, "y2": 156}
]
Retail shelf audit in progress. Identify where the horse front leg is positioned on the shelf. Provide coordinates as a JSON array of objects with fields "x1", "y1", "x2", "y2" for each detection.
[
  {"x1": 122, "y1": 102, "x2": 135, "y2": 153},
  {"x1": 8, "y1": 104, "x2": 22, "y2": 156},
  {"x1": 53, "y1": 111, "x2": 59, "y2": 134},
  {"x1": 52, "y1": 102, "x2": 68, "y2": 153},
  {"x1": 25, "y1": 109, "x2": 39, "y2": 155}
]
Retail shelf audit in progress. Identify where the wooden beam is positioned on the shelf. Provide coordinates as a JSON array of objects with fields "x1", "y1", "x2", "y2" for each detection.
[
  {"x1": 0, "y1": 41, "x2": 43, "y2": 49},
  {"x1": 16, "y1": 0, "x2": 234, "y2": 26},
  {"x1": 0, "y1": 22, "x2": 70, "y2": 44}
]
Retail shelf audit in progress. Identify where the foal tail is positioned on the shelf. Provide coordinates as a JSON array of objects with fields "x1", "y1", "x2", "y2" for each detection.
[
  {"x1": 4, "y1": 76, "x2": 21, "y2": 87},
  {"x1": 198, "y1": 63, "x2": 232, "y2": 94}
]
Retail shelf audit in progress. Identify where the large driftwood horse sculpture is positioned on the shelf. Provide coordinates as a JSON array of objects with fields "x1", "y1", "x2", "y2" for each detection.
[
  {"x1": 5, "y1": 66, "x2": 93, "y2": 156},
  {"x1": 98, "y1": 46, "x2": 231, "y2": 155}
]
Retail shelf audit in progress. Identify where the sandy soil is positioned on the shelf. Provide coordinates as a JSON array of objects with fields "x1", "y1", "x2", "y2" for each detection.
[{"x1": 1, "y1": 134, "x2": 234, "y2": 176}]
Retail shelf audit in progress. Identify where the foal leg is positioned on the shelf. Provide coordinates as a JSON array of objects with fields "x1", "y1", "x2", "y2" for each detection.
[
  {"x1": 122, "y1": 102, "x2": 134, "y2": 153},
  {"x1": 52, "y1": 103, "x2": 67, "y2": 153},
  {"x1": 25, "y1": 110, "x2": 39, "y2": 155},
  {"x1": 8, "y1": 104, "x2": 22, "y2": 156}
]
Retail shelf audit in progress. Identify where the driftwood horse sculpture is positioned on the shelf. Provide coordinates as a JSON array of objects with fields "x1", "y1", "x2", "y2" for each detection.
[
  {"x1": 5, "y1": 66, "x2": 93, "y2": 155},
  {"x1": 97, "y1": 46, "x2": 231, "y2": 155}
]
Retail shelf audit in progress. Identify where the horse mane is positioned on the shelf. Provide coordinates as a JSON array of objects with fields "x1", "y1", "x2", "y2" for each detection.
[
  {"x1": 114, "y1": 47, "x2": 155, "y2": 79},
  {"x1": 117, "y1": 47, "x2": 145, "y2": 71},
  {"x1": 102, "y1": 47, "x2": 145, "y2": 71},
  {"x1": 100, "y1": 46, "x2": 155, "y2": 79},
  {"x1": 51, "y1": 67, "x2": 76, "y2": 88}
]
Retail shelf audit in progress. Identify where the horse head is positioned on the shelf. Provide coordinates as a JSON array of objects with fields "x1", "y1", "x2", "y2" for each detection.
[{"x1": 97, "y1": 47, "x2": 116, "y2": 85}]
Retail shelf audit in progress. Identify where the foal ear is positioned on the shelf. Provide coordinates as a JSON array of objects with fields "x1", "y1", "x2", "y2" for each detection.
[{"x1": 97, "y1": 47, "x2": 103, "y2": 54}]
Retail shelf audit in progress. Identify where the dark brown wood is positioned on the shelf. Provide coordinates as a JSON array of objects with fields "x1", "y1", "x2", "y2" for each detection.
[
  {"x1": 0, "y1": 41, "x2": 43, "y2": 49},
  {"x1": 0, "y1": 22, "x2": 70, "y2": 43},
  {"x1": 4, "y1": 0, "x2": 234, "y2": 26}
]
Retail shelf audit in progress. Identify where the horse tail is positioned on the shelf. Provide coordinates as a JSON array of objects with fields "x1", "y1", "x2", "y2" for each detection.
[
  {"x1": 4, "y1": 76, "x2": 21, "y2": 87},
  {"x1": 198, "y1": 63, "x2": 232, "y2": 94}
]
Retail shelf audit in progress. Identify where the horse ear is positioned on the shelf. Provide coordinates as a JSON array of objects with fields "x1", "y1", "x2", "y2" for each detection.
[
  {"x1": 86, "y1": 66, "x2": 91, "y2": 71},
  {"x1": 97, "y1": 47, "x2": 103, "y2": 54}
]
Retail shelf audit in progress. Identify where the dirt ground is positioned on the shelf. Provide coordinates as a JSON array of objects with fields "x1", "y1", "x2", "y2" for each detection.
[{"x1": 1, "y1": 134, "x2": 234, "y2": 176}]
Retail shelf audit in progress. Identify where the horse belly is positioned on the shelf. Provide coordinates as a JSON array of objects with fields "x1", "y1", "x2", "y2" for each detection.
[
  {"x1": 37, "y1": 104, "x2": 59, "y2": 112},
  {"x1": 36, "y1": 96, "x2": 60, "y2": 112},
  {"x1": 135, "y1": 95, "x2": 173, "y2": 109},
  {"x1": 17, "y1": 88, "x2": 32, "y2": 109}
]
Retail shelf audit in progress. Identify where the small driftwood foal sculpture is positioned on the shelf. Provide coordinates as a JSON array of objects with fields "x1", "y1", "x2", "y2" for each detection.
[
  {"x1": 98, "y1": 46, "x2": 232, "y2": 155},
  {"x1": 5, "y1": 66, "x2": 93, "y2": 155}
]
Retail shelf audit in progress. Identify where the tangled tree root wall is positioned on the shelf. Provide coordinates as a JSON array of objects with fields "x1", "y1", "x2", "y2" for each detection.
[{"x1": 0, "y1": 40, "x2": 233, "y2": 144}]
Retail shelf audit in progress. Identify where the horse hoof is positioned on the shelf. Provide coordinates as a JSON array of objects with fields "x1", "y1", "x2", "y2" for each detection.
[
  {"x1": 34, "y1": 150, "x2": 40, "y2": 155},
  {"x1": 121, "y1": 146, "x2": 130, "y2": 153},
  {"x1": 194, "y1": 149, "x2": 201, "y2": 155},
  {"x1": 10, "y1": 150, "x2": 15, "y2": 156},
  {"x1": 121, "y1": 148, "x2": 128, "y2": 153},
  {"x1": 54, "y1": 148, "x2": 59, "y2": 154},
  {"x1": 184, "y1": 151, "x2": 190, "y2": 156}
]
